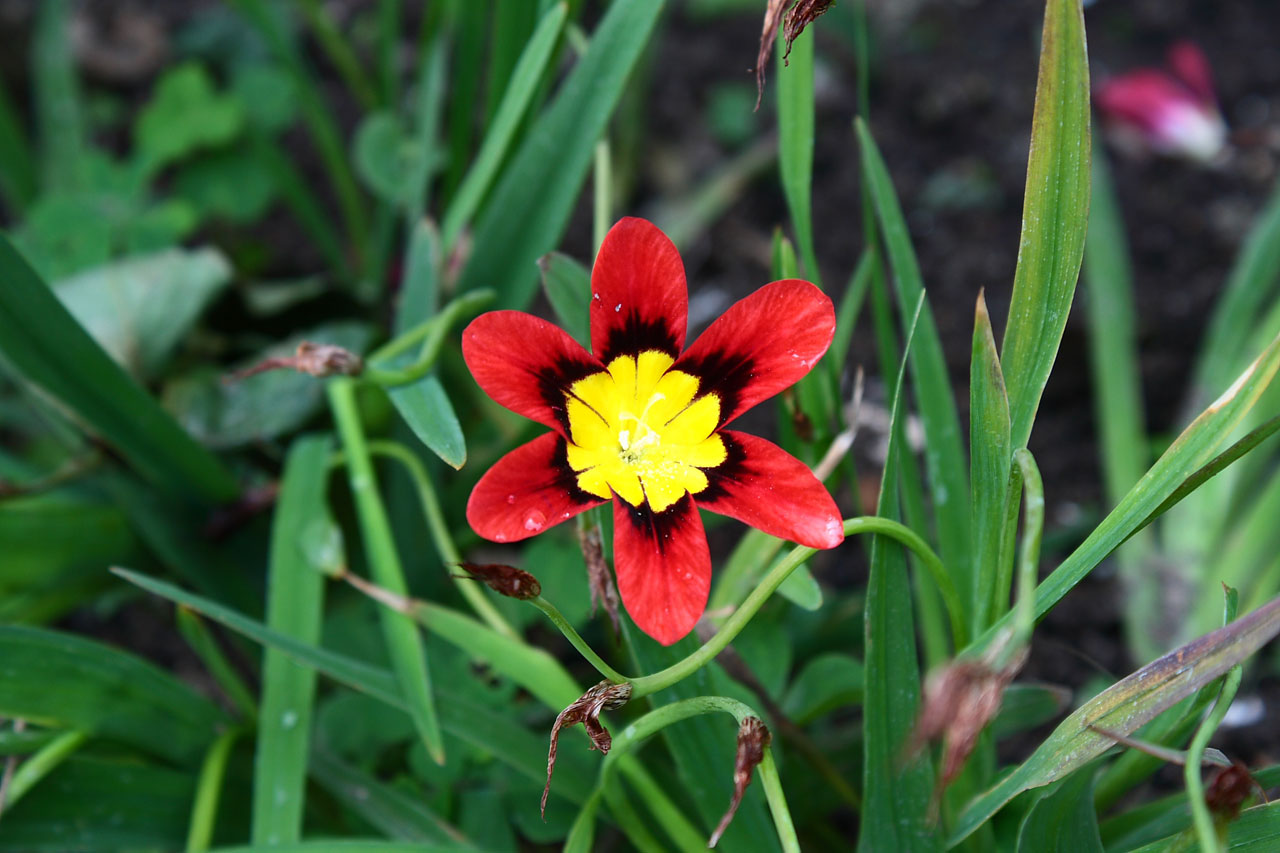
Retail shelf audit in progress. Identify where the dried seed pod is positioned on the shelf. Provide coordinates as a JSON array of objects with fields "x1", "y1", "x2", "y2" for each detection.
[
  {"x1": 754, "y1": 0, "x2": 835, "y2": 109},
  {"x1": 709, "y1": 716, "x2": 772, "y2": 847},
  {"x1": 455, "y1": 562, "x2": 541, "y2": 600},
  {"x1": 542, "y1": 681, "x2": 633, "y2": 819},
  {"x1": 225, "y1": 341, "x2": 363, "y2": 382},
  {"x1": 576, "y1": 522, "x2": 620, "y2": 634}
]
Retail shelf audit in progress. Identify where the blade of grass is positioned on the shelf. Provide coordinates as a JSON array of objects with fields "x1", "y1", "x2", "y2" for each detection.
[
  {"x1": 951, "y1": 592, "x2": 1280, "y2": 844},
  {"x1": 856, "y1": 117, "x2": 973, "y2": 619},
  {"x1": 328, "y1": 378, "x2": 444, "y2": 764},
  {"x1": 0, "y1": 729, "x2": 88, "y2": 812},
  {"x1": 251, "y1": 435, "x2": 333, "y2": 845},
  {"x1": 32, "y1": 0, "x2": 85, "y2": 192},
  {"x1": 442, "y1": 2, "x2": 568, "y2": 249},
  {"x1": 0, "y1": 235, "x2": 239, "y2": 502},
  {"x1": 860, "y1": 293, "x2": 939, "y2": 851},
  {"x1": 970, "y1": 291, "x2": 1012, "y2": 632},
  {"x1": 176, "y1": 608, "x2": 258, "y2": 721},
  {"x1": 296, "y1": 0, "x2": 379, "y2": 109},
  {"x1": 456, "y1": 0, "x2": 666, "y2": 307},
  {"x1": 777, "y1": 26, "x2": 820, "y2": 285},
  {"x1": 186, "y1": 729, "x2": 242, "y2": 853},
  {"x1": 999, "y1": 0, "x2": 1091, "y2": 450}
]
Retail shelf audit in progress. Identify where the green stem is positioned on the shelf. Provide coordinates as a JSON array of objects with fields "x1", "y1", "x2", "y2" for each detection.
[
  {"x1": 758, "y1": 748, "x2": 801, "y2": 853},
  {"x1": 594, "y1": 138, "x2": 611, "y2": 252},
  {"x1": 363, "y1": 290, "x2": 494, "y2": 387},
  {"x1": 529, "y1": 595, "x2": 628, "y2": 681},
  {"x1": 1009, "y1": 448, "x2": 1044, "y2": 655},
  {"x1": 363, "y1": 440, "x2": 518, "y2": 639},
  {"x1": 1, "y1": 729, "x2": 87, "y2": 812},
  {"x1": 186, "y1": 728, "x2": 243, "y2": 853},
  {"x1": 630, "y1": 516, "x2": 963, "y2": 698},
  {"x1": 176, "y1": 607, "x2": 259, "y2": 720},
  {"x1": 1186, "y1": 665, "x2": 1243, "y2": 853}
]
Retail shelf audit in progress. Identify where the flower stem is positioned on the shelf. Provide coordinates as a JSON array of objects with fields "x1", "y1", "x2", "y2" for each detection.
[
  {"x1": 363, "y1": 439, "x2": 518, "y2": 640},
  {"x1": 629, "y1": 516, "x2": 964, "y2": 699},
  {"x1": 758, "y1": 748, "x2": 801, "y2": 853},
  {"x1": 362, "y1": 289, "x2": 494, "y2": 387},
  {"x1": 528, "y1": 595, "x2": 628, "y2": 682}
]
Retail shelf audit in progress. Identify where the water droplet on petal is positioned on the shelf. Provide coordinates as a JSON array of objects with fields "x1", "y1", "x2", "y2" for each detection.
[
  {"x1": 614, "y1": 303, "x2": 622, "y2": 312},
  {"x1": 506, "y1": 493, "x2": 517, "y2": 505},
  {"x1": 524, "y1": 509, "x2": 547, "y2": 532}
]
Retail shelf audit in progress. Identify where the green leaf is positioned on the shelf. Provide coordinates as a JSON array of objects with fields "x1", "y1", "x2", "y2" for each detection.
[
  {"x1": 456, "y1": 0, "x2": 666, "y2": 307},
  {"x1": 33, "y1": 0, "x2": 87, "y2": 194},
  {"x1": 388, "y1": 376, "x2": 467, "y2": 469},
  {"x1": 998, "y1": 0, "x2": 1091, "y2": 450},
  {"x1": 1015, "y1": 767, "x2": 1103, "y2": 852},
  {"x1": 252, "y1": 435, "x2": 332, "y2": 845},
  {"x1": 0, "y1": 625, "x2": 228, "y2": 765},
  {"x1": 0, "y1": 233, "x2": 239, "y2": 502},
  {"x1": 777, "y1": 26, "x2": 819, "y2": 284},
  {"x1": 970, "y1": 291, "x2": 1012, "y2": 631},
  {"x1": 354, "y1": 110, "x2": 430, "y2": 206},
  {"x1": 135, "y1": 63, "x2": 245, "y2": 171},
  {"x1": 776, "y1": 562, "x2": 823, "y2": 611},
  {"x1": 951, "y1": 593, "x2": 1280, "y2": 844},
  {"x1": 165, "y1": 321, "x2": 374, "y2": 449},
  {"x1": 990, "y1": 683, "x2": 1071, "y2": 739},
  {"x1": 1123, "y1": 800, "x2": 1280, "y2": 853},
  {"x1": 0, "y1": 495, "x2": 135, "y2": 590},
  {"x1": 538, "y1": 251, "x2": 591, "y2": 346},
  {"x1": 856, "y1": 117, "x2": 973, "y2": 623},
  {"x1": 231, "y1": 62, "x2": 298, "y2": 134},
  {"x1": 54, "y1": 247, "x2": 233, "y2": 379},
  {"x1": 0, "y1": 757, "x2": 192, "y2": 851},
  {"x1": 212, "y1": 844, "x2": 476, "y2": 853},
  {"x1": 442, "y1": 1, "x2": 569, "y2": 248},
  {"x1": 175, "y1": 150, "x2": 278, "y2": 223},
  {"x1": 781, "y1": 653, "x2": 864, "y2": 724},
  {"x1": 858, "y1": 294, "x2": 940, "y2": 851}
]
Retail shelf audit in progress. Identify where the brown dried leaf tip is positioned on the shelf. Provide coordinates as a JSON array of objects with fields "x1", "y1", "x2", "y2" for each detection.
[
  {"x1": 1205, "y1": 761, "x2": 1268, "y2": 822},
  {"x1": 225, "y1": 341, "x2": 364, "y2": 383},
  {"x1": 910, "y1": 653, "x2": 1024, "y2": 792},
  {"x1": 710, "y1": 716, "x2": 772, "y2": 847},
  {"x1": 454, "y1": 562, "x2": 541, "y2": 600},
  {"x1": 754, "y1": 0, "x2": 834, "y2": 110},
  {"x1": 576, "y1": 522, "x2": 620, "y2": 634},
  {"x1": 542, "y1": 681, "x2": 632, "y2": 819}
]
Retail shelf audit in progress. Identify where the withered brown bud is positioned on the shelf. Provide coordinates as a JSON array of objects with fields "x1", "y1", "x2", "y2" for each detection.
[
  {"x1": 754, "y1": 0, "x2": 835, "y2": 109},
  {"x1": 455, "y1": 562, "x2": 541, "y2": 600},
  {"x1": 1205, "y1": 761, "x2": 1264, "y2": 821},
  {"x1": 225, "y1": 341, "x2": 364, "y2": 383},
  {"x1": 709, "y1": 716, "x2": 773, "y2": 848},
  {"x1": 576, "y1": 522, "x2": 620, "y2": 634},
  {"x1": 910, "y1": 653, "x2": 1024, "y2": 791},
  {"x1": 542, "y1": 680, "x2": 632, "y2": 819}
]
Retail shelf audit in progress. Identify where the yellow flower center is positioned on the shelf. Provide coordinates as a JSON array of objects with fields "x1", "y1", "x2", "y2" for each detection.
[{"x1": 564, "y1": 351, "x2": 726, "y2": 512}]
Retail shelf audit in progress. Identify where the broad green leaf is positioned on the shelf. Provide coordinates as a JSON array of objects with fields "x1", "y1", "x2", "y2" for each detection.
[
  {"x1": 1015, "y1": 767, "x2": 1103, "y2": 852},
  {"x1": 781, "y1": 653, "x2": 864, "y2": 724},
  {"x1": 231, "y1": 62, "x2": 298, "y2": 134},
  {"x1": 859, "y1": 294, "x2": 939, "y2": 851},
  {"x1": 951, "y1": 593, "x2": 1280, "y2": 844},
  {"x1": 174, "y1": 150, "x2": 277, "y2": 223},
  {"x1": 0, "y1": 494, "x2": 135, "y2": 589},
  {"x1": 135, "y1": 63, "x2": 245, "y2": 172},
  {"x1": 165, "y1": 321, "x2": 373, "y2": 449},
  {"x1": 539, "y1": 251, "x2": 591, "y2": 346},
  {"x1": 857, "y1": 118, "x2": 972, "y2": 628},
  {"x1": 388, "y1": 376, "x2": 466, "y2": 469},
  {"x1": 456, "y1": 0, "x2": 666, "y2": 307},
  {"x1": 999, "y1": 0, "x2": 1091, "y2": 450},
  {"x1": 0, "y1": 757, "x2": 191, "y2": 851},
  {"x1": 252, "y1": 435, "x2": 332, "y2": 845},
  {"x1": 0, "y1": 625, "x2": 227, "y2": 765},
  {"x1": 55, "y1": 247, "x2": 232, "y2": 379},
  {"x1": 777, "y1": 26, "x2": 819, "y2": 284},
  {"x1": 0, "y1": 233, "x2": 239, "y2": 502},
  {"x1": 970, "y1": 290, "x2": 1012, "y2": 631},
  {"x1": 396, "y1": 219, "x2": 441, "y2": 332},
  {"x1": 443, "y1": 1, "x2": 569, "y2": 248}
]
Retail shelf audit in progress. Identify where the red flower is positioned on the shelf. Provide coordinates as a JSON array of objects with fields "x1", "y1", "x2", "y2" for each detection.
[
  {"x1": 463, "y1": 218, "x2": 843, "y2": 645},
  {"x1": 1094, "y1": 41, "x2": 1227, "y2": 162}
]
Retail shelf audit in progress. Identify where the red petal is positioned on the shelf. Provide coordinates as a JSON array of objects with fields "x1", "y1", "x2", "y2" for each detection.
[
  {"x1": 467, "y1": 433, "x2": 605, "y2": 543},
  {"x1": 697, "y1": 431, "x2": 844, "y2": 549},
  {"x1": 463, "y1": 311, "x2": 603, "y2": 435},
  {"x1": 590, "y1": 218, "x2": 688, "y2": 364},
  {"x1": 613, "y1": 493, "x2": 710, "y2": 645},
  {"x1": 1166, "y1": 41, "x2": 1217, "y2": 106},
  {"x1": 1094, "y1": 71, "x2": 1192, "y2": 133},
  {"x1": 675, "y1": 279, "x2": 834, "y2": 427}
]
